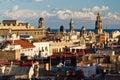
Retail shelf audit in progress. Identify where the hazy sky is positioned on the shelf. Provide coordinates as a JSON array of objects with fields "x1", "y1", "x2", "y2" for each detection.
[{"x1": 0, "y1": 0, "x2": 120, "y2": 29}]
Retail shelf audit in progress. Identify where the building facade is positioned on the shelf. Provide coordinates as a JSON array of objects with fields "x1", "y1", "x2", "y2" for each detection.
[
  {"x1": 50, "y1": 41, "x2": 74, "y2": 54},
  {"x1": 33, "y1": 41, "x2": 50, "y2": 58},
  {"x1": 7, "y1": 39, "x2": 35, "y2": 57},
  {"x1": 0, "y1": 18, "x2": 45, "y2": 39}
]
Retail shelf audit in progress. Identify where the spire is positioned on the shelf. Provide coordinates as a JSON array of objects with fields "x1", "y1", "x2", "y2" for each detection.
[
  {"x1": 70, "y1": 18, "x2": 73, "y2": 24},
  {"x1": 95, "y1": 12, "x2": 103, "y2": 34},
  {"x1": 69, "y1": 18, "x2": 74, "y2": 32},
  {"x1": 97, "y1": 12, "x2": 102, "y2": 21},
  {"x1": 97, "y1": 11, "x2": 100, "y2": 16},
  {"x1": 38, "y1": 17, "x2": 45, "y2": 28}
]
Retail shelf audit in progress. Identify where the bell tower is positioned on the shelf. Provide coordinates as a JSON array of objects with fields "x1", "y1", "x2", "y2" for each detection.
[
  {"x1": 38, "y1": 17, "x2": 45, "y2": 28},
  {"x1": 95, "y1": 12, "x2": 103, "y2": 34},
  {"x1": 69, "y1": 18, "x2": 74, "y2": 33}
]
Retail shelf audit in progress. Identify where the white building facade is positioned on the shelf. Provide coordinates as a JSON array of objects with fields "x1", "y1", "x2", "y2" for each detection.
[
  {"x1": 33, "y1": 41, "x2": 50, "y2": 58},
  {"x1": 111, "y1": 31, "x2": 120, "y2": 38}
]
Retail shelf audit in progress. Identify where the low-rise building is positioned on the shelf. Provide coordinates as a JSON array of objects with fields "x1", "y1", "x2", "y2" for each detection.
[
  {"x1": 50, "y1": 41, "x2": 74, "y2": 54},
  {"x1": 111, "y1": 30, "x2": 120, "y2": 38},
  {"x1": 7, "y1": 40, "x2": 35, "y2": 57},
  {"x1": 0, "y1": 61, "x2": 39, "y2": 80},
  {"x1": 33, "y1": 40, "x2": 50, "y2": 58},
  {"x1": 77, "y1": 63, "x2": 97, "y2": 78}
]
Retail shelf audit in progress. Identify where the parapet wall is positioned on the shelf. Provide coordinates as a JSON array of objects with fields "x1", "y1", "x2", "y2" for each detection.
[{"x1": 0, "y1": 23, "x2": 34, "y2": 29}]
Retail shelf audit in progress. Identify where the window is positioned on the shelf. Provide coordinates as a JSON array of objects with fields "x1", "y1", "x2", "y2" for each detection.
[
  {"x1": 35, "y1": 32, "x2": 37, "y2": 35},
  {"x1": 41, "y1": 47, "x2": 44, "y2": 52},
  {"x1": 38, "y1": 32, "x2": 39, "y2": 34},
  {"x1": 59, "y1": 48, "x2": 61, "y2": 52},
  {"x1": 45, "y1": 47, "x2": 48, "y2": 51},
  {"x1": 45, "y1": 53, "x2": 47, "y2": 56}
]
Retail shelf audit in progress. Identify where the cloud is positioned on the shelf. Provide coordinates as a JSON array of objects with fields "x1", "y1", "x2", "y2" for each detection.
[
  {"x1": 47, "y1": 5, "x2": 51, "y2": 8},
  {"x1": 33, "y1": 0, "x2": 43, "y2": 2},
  {"x1": 101, "y1": 6, "x2": 109, "y2": 11},
  {"x1": 0, "y1": 7, "x2": 96, "y2": 21},
  {"x1": 106, "y1": 12, "x2": 120, "y2": 20},
  {"x1": 12, "y1": 5, "x2": 19, "y2": 11},
  {"x1": 56, "y1": 9, "x2": 72, "y2": 20},
  {"x1": 82, "y1": 8, "x2": 91, "y2": 12},
  {"x1": 0, "y1": 5, "x2": 116, "y2": 21},
  {"x1": 102, "y1": 12, "x2": 120, "y2": 25},
  {"x1": 82, "y1": 6, "x2": 109, "y2": 12},
  {"x1": 0, "y1": 5, "x2": 120, "y2": 28},
  {"x1": 0, "y1": 5, "x2": 117, "y2": 21},
  {"x1": 0, "y1": 0, "x2": 15, "y2": 2},
  {"x1": 55, "y1": 9, "x2": 96, "y2": 20},
  {"x1": 1, "y1": 8, "x2": 54, "y2": 20},
  {"x1": 7, "y1": 0, "x2": 15, "y2": 1},
  {"x1": 21, "y1": 0, "x2": 44, "y2": 2}
]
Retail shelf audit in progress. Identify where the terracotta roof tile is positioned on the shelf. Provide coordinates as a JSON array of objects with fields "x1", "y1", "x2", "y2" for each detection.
[{"x1": 7, "y1": 40, "x2": 35, "y2": 48}]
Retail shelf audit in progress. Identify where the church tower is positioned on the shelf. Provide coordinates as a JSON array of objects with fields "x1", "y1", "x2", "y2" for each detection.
[
  {"x1": 69, "y1": 18, "x2": 74, "y2": 33},
  {"x1": 60, "y1": 25, "x2": 65, "y2": 33},
  {"x1": 80, "y1": 26, "x2": 87, "y2": 37},
  {"x1": 38, "y1": 17, "x2": 45, "y2": 28},
  {"x1": 95, "y1": 12, "x2": 103, "y2": 34}
]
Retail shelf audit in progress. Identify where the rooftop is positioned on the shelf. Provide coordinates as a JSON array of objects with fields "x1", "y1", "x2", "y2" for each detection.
[{"x1": 7, "y1": 40, "x2": 35, "y2": 48}]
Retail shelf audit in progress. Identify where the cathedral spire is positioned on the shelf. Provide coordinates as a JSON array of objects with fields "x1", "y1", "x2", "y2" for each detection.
[
  {"x1": 69, "y1": 18, "x2": 74, "y2": 32},
  {"x1": 97, "y1": 11, "x2": 100, "y2": 16},
  {"x1": 95, "y1": 12, "x2": 103, "y2": 34},
  {"x1": 38, "y1": 17, "x2": 45, "y2": 28}
]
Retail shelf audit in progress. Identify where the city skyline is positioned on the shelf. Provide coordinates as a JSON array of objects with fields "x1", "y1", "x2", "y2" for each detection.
[{"x1": 0, "y1": 0, "x2": 120, "y2": 29}]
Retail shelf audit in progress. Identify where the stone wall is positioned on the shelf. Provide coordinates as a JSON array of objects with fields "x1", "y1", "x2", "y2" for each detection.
[
  {"x1": 0, "y1": 28, "x2": 46, "y2": 39},
  {"x1": 0, "y1": 50, "x2": 20, "y2": 61}
]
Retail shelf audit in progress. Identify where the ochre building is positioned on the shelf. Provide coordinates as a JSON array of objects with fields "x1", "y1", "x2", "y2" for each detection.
[{"x1": 0, "y1": 18, "x2": 46, "y2": 39}]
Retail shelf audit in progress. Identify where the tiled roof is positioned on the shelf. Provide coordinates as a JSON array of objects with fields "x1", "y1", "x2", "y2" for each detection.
[
  {"x1": 7, "y1": 40, "x2": 35, "y2": 48},
  {"x1": 0, "y1": 60, "x2": 20, "y2": 65},
  {"x1": 51, "y1": 51, "x2": 84, "y2": 59}
]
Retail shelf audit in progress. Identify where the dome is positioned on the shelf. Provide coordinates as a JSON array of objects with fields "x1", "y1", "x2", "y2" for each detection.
[
  {"x1": 39, "y1": 17, "x2": 44, "y2": 22},
  {"x1": 81, "y1": 26, "x2": 86, "y2": 31}
]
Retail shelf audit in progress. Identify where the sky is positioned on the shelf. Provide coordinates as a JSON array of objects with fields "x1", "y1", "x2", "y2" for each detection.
[{"x1": 0, "y1": 0, "x2": 120, "y2": 29}]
